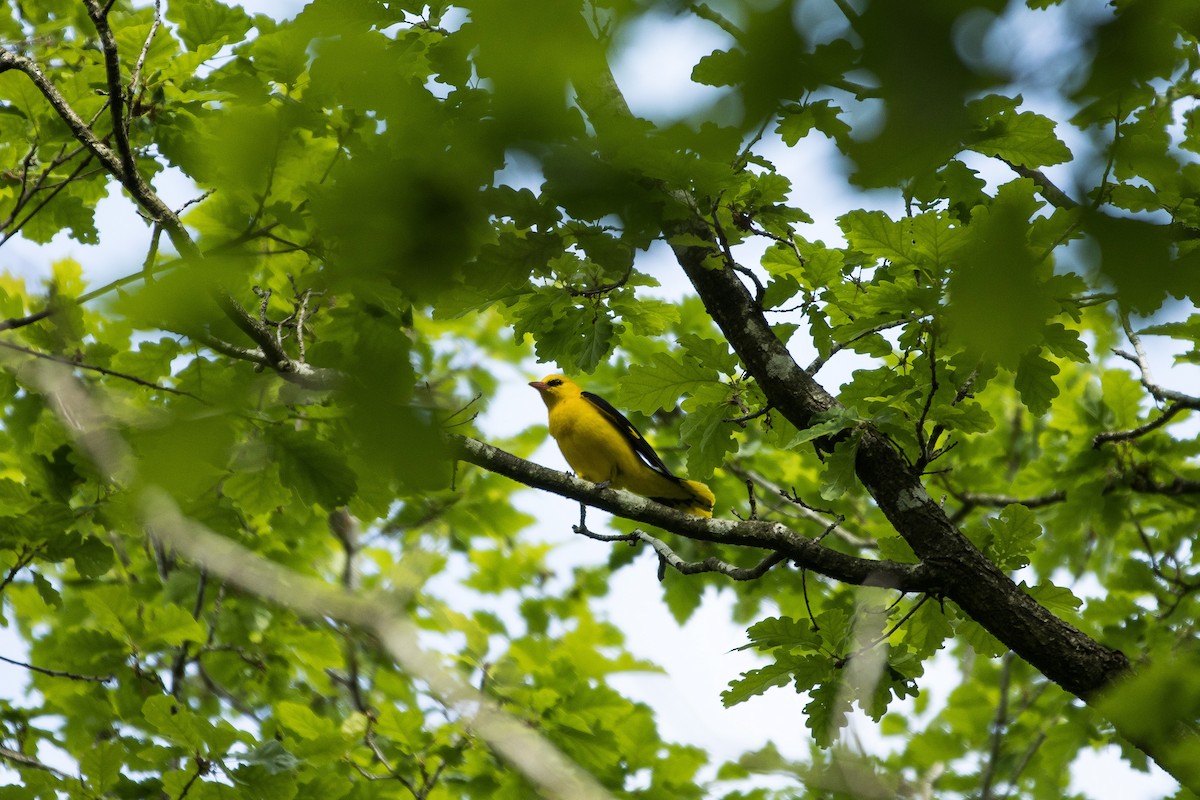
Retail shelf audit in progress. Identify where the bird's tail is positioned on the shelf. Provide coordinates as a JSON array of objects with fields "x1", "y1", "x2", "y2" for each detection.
[{"x1": 655, "y1": 478, "x2": 715, "y2": 518}]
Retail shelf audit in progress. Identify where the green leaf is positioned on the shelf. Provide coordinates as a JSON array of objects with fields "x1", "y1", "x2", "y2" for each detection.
[
  {"x1": 272, "y1": 428, "x2": 357, "y2": 509},
  {"x1": 168, "y1": 0, "x2": 253, "y2": 50},
  {"x1": 1013, "y1": 350, "x2": 1061, "y2": 416},
  {"x1": 72, "y1": 536, "x2": 115, "y2": 580},
  {"x1": 1043, "y1": 322, "x2": 1090, "y2": 362},
  {"x1": 143, "y1": 696, "x2": 206, "y2": 751},
  {"x1": 735, "y1": 616, "x2": 822, "y2": 653},
  {"x1": 1097, "y1": 654, "x2": 1200, "y2": 781},
  {"x1": 30, "y1": 571, "x2": 61, "y2": 609},
  {"x1": 692, "y1": 48, "x2": 743, "y2": 88},
  {"x1": 819, "y1": 431, "x2": 862, "y2": 500},
  {"x1": 617, "y1": 353, "x2": 716, "y2": 415},
  {"x1": 985, "y1": 504, "x2": 1043, "y2": 571},
  {"x1": 967, "y1": 104, "x2": 1072, "y2": 168},
  {"x1": 663, "y1": 573, "x2": 704, "y2": 625},
  {"x1": 680, "y1": 401, "x2": 738, "y2": 479},
  {"x1": 677, "y1": 334, "x2": 739, "y2": 375},
  {"x1": 143, "y1": 604, "x2": 207, "y2": 648},
  {"x1": 721, "y1": 662, "x2": 794, "y2": 707},
  {"x1": 80, "y1": 739, "x2": 123, "y2": 793},
  {"x1": 229, "y1": 764, "x2": 299, "y2": 800},
  {"x1": 1101, "y1": 368, "x2": 1144, "y2": 428},
  {"x1": 786, "y1": 407, "x2": 863, "y2": 448},
  {"x1": 1025, "y1": 581, "x2": 1083, "y2": 618},
  {"x1": 465, "y1": 543, "x2": 553, "y2": 594},
  {"x1": 805, "y1": 679, "x2": 849, "y2": 747},
  {"x1": 944, "y1": 181, "x2": 1057, "y2": 368},
  {"x1": 841, "y1": 210, "x2": 914, "y2": 266},
  {"x1": 241, "y1": 741, "x2": 301, "y2": 775}
]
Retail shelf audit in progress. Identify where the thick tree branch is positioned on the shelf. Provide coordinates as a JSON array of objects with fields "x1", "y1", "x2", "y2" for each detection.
[
  {"x1": 569, "y1": 50, "x2": 1133, "y2": 708},
  {"x1": 451, "y1": 435, "x2": 941, "y2": 593},
  {"x1": 664, "y1": 231, "x2": 1131, "y2": 696}
]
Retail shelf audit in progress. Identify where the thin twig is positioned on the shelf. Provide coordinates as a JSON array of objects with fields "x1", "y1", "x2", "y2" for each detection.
[
  {"x1": 633, "y1": 528, "x2": 787, "y2": 581},
  {"x1": 0, "y1": 547, "x2": 40, "y2": 593},
  {"x1": 83, "y1": 0, "x2": 137, "y2": 182},
  {"x1": 1116, "y1": 310, "x2": 1200, "y2": 407},
  {"x1": 914, "y1": 331, "x2": 938, "y2": 470},
  {"x1": 979, "y1": 653, "x2": 1013, "y2": 800},
  {"x1": 0, "y1": 153, "x2": 97, "y2": 245},
  {"x1": 0, "y1": 339, "x2": 199, "y2": 398},
  {"x1": 0, "y1": 653, "x2": 114, "y2": 684},
  {"x1": 1093, "y1": 402, "x2": 1191, "y2": 448},
  {"x1": 805, "y1": 318, "x2": 908, "y2": 375},
  {"x1": 0, "y1": 744, "x2": 73, "y2": 778},
  {"x1": 687, "y1": 3, "x2": 742, "y2": 38},
  {"x1": 125, "y1": 0, "x2": 162, "y2": 130},
  {"x1": 565, "y1": 265, "x2": 633, "y2": 298},
  {"x1": 1001, "y1": 159, "x2": 1078, "y2": 210},
  {"x1": 951, "y1": 489, "x2": 1067, "y2": 510},
  {"x1": 724, "y1": 404, "x2": 771, "y2": 424}
]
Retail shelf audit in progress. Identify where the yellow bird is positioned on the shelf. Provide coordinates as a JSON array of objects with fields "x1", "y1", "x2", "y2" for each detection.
[{"x1": 529, "y1": 374, "x2": 715, "y2": 517}]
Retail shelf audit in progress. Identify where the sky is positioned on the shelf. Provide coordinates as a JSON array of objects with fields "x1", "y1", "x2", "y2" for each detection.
[{"x1": 0, "y1": 0, "x2": 1194, "y2": 797}]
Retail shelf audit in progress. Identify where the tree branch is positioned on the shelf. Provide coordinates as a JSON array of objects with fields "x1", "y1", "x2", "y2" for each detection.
[
  {"x1": 451, "y1": 435, "x2": 940, "y2": 593},
  {"x1": 568, "y1": 48, "x2": 1134, "y2": 708},
  {"x1": 574, "y1": 521, "x2": 788, "y2": 582},
  {"x1": 0, "y1": 744, "x2": 73, "y2": 779},
  {"x1": 0, "y1": 339, "x2": 199, "y2": 398},
  {"x1": 805, "y1": 317, "x2": 909, "y2": 375},
  {"x1": 1116, "y1": 311, "x2": 1200, "y2": 407},
  {"x1": 1000, "y1": 159, "x2": 1079, "y2": 210},
  {"x1": 0, "y1": 653, "x2": 114, "y2": 684},
  {"x1": 84, "y1": 0, "x2": 137, "y2": 182},
  {"x1": 1093, "y1": 401, "x2": 1191, "y2": 448}
]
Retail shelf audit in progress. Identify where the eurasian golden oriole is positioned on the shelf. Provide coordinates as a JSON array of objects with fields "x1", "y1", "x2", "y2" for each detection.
[{"x1": 530, "y1": 374, "x2": 715, "y2": 517}]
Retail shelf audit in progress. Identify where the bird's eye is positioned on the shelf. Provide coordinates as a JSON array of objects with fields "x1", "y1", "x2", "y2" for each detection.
[{"x1": 548, "y1": 378, "x2": 563, "y2": 387}]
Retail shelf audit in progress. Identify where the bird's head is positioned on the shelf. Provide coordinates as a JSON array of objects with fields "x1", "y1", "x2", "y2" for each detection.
[{"x1": 528, "y1": 374, "x2": 582, "y2": 408}]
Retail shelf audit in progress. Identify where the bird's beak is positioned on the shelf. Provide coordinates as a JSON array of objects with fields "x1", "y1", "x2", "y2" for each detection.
[{"x1": 528, "y1": 381, "x2": 546, "y2": 391}]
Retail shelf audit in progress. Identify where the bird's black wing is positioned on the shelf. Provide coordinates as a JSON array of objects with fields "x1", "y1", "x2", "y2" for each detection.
[{"x1": 581, "y1": 390, "x2": 678, "y2": 478}]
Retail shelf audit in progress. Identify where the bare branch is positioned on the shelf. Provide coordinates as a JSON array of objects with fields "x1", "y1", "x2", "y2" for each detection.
[
  {"x1": 0, "y1": 743, "x2": 73, "y2": 779},
  {"x1": 723, "y1": 404, "x2": 771, "y2": 425},
  {"x1": 213, "y1": 291, "x2": 342, "y2": 389},
  {"x1": 687, "y1": 3, "x2": 742, "y2": 38},
  {"x1": 0, "y1": 48, "x2": 127, "y2": 181},
  {"x1": 1117, "y1": 311, "x2": 1200, "y2": 407},
  {"x1": 83, "y1": 0, "x2": 137, "y2": 183},
  {"x1": 611, "y1": 527, "x2": 788, "y2": 582},
  {"x1": 0, "y1": 339, "x2": 199, "y2": 398},
  {"x1": 126, "y1": 0, "x2": 163, "y2": 130},
  {"x1": 453, "y1": 435, "x2": 938, "y2": 593},
  {"x1": 950, "y1": 489, "x2": 1068, "y2": 510},
  {"x1": 805, "y1": 317, "x2": 908, "y2": 375},
  {"x1": 0, "y1": 653, "x2": 114, "y2": 684},
  {"x1": 1001, "y1": 159, "x2": 1079, "y2": 210},
  {"x1": 727, "y1": 464, "x2": 874, "y2": 546},
  {"x1": 1094, "y1": 401, "x2": 1192, "y2": 448}
]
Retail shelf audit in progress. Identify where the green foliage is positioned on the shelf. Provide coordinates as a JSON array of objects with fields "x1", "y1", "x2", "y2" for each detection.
[{"x1": 0, "y1": 0, "x2": 1197, "y2": 798}]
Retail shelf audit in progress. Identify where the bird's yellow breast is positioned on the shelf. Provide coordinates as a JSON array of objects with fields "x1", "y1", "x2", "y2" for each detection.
[{"x1": 547, "y1": 396, "x2": 639, "y2": 486}]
